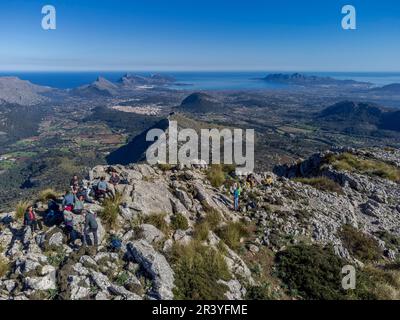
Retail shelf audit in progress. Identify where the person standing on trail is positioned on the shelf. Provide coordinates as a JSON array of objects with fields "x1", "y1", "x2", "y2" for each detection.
[
  {"x1": 63, "y1": 209, "x2": 76, "y2": 244},
  {"x1": 24, "y1": 206, "x2": 41, "y2": 231},
  {"x1": 83, "y1": 210, "x2": 98, "y2": 247},
  {"x1": 233, "y1": 183, "x2": 240, "y2": 211}
]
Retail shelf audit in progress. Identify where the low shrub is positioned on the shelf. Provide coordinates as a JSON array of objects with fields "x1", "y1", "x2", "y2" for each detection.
[
  {"x1": 350, "y1": 265, "x2": 400, "y2": 300},
  {"x1": 206, "y1": 165, "x2": 226, "y2": 188},
  {"x1": 325, "y1": 153, "x2": 400, "y2": 182},
  {"x1": 99, "y1": 193, "x2": 122, "y2": 229},
  {"x1": 171, "y1": 213, "x2": 189, "y2": 231},
  {"x1": 158, "y1": 163, "x2": 173, "y2": 172},
  {"x1": 339, "y1": 225, "x2": 382, "y2": 262},
  {"x1": 169, "y1": 240, "x2": 231, "y2": 300},
  {"x1": 216, "y1": 220, "x2": 250, "y2": 251},
  {"x1": 246, "y1": 282, "x2": 276, "y2": 300},
  {"x1": 204, "y1": 209, "x2": 222, "y2": 230},
  {"x1": 15, "y1": 200, "x2": 31, "y2": 221},
  {"x1": 193, "y1": 221, "x2": 210, "y2": 241},
  {"x1": 374, "y1": 231, "x2": 400, "y2": 251},
  {"x1": 275, "y1": 244, "x2": 346, "y2": 300},
  {"x1": 0, "y1": 256, "x2": 10, "y2": 278},
  {"x1": 293, "y1": 177, "x2": 343, "y2": 194},
  {"x1": 39, "y1": 188, "x2": 59, "y2": 202},
  {"x1": 144, "y1": 213, "x2": 170, "y2": 234}
]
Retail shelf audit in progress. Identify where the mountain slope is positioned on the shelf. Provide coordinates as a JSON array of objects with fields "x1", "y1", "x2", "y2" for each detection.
[
  {"x1": 0, "y1": 148, "x2": 400, "y2": 300},
  {"x1": 72, "y1": 76, "x2": 119, "y2": 97},
  {"x1": 0, "y1": 77, "x2": 51, "y2": 106},
  {"x1": 178, "y1": 92, "x2": 224, "y2": 113},
  {"x1": 318, "y1": 101, "x2": 400, "y2": 133}
]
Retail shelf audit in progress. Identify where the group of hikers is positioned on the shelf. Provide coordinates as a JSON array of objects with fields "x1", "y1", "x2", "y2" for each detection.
[
  {"x1": 231, "y1": 173, "x2": 274, "y2": 212},
  {"x1": 22, "y1": 166, "x2": 272, "y2": 245},
  {"x1": 23, "y1": 169, "x2": 121, "y2": 248}
]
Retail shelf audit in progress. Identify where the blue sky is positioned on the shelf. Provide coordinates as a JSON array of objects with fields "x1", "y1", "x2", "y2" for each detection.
[{"x1": 0, "y1": 0, "x2": 399, "y2": 71}]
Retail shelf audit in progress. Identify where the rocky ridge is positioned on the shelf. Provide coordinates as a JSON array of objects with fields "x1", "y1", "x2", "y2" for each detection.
[{"x1": 0, "y1": 147, "x2": 399, "y2": 300}]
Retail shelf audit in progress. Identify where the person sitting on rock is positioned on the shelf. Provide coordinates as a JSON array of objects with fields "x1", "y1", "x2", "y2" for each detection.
[
  {"x1": 109, "y1": 171, "x2": 120, "y2": 186},
  {"x1": 83, "y1": 210, "x2": 98, "y2": 247},
  {"x1": 62, "y1": 190, "x2": 75, "y2": 211},
  {"x1": 82, "y1": 181, "x2": 95, "y2": 203},
  {"x1": 96, "y1": 177, "x2": 108, "y2": 199},
  {"x1": 73, "y1": 194, "x2": 85, "y2": 215},
  {"x1": 24, "y1": 206, "x2": 42, "y2": 231},
  {"x1": 70, "y1": 175, "x2": 80, "y2": 193},
  {"x1": 264, "y1": 175, "x2": 274, "y2": 187},
  {"x1": 63, "y1": 208, "x2": 76, "y2": 244}
]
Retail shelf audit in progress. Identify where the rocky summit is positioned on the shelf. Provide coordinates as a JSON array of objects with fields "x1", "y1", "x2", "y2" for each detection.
[{"x1": 0, "y1": 147, "x2": 400, "y2": 300}]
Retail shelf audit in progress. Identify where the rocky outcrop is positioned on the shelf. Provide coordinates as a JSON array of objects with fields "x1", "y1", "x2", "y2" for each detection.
[{"x1": 1, "y1": 147, "x2": 399, "y2": 300}]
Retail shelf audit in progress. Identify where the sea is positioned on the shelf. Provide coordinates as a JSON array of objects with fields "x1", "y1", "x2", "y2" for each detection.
[{"x1": 1, "y1": 71, "x2": 400, "y2": 90}]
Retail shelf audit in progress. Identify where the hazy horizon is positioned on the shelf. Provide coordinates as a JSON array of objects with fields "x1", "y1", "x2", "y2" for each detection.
[{"x1": 1, "y1": 0, "x2": 400, "y2": 72}]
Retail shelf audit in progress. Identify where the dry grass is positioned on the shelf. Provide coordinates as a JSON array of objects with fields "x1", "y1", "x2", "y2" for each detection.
[
  {"x1": 0, "y1": 256, "x2": 10, "y2": 278},
  {"x1": 168, "y1": 240, "x2": 231, "y2": 300},
  {"x1": 293, "y1": 177, "x2": 343, "y2": 194},
  {"x1": 15, "y1": 200, "x2": 31, "y2": 221},
  {"x1": 39, "y1": 188, "x2": 59, "y2": 202},
  {"x1": 99, "y1": 193, "x2": 122, "y2": 229},
  {"x1": 326, "y1": 153, "x2": 400, "y2": 182},
  {"x1": 144, "y1": 213, "x2": 170, "y2": 234},
  {"x1": 206, "y1": 165, "x2": 226, "y2": 188}
]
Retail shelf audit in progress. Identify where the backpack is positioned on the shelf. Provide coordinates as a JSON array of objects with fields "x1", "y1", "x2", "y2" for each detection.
[
  {"x1": 110, "y1": 237, "x2": 122, "y2": 251},
  {"x1": 63, "y1": 210, "x2": 74, "y2": 227}
]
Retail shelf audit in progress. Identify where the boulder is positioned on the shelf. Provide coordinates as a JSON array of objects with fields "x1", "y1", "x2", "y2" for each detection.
[
  {"x1": 140, "y1": 224, "x2": 165, "y2": 244},
  {"x1": 48, "y1": 232, "x2": 64, "y2": 248},
  {"x1": 24, "y1": 265, "x2": 56, "y2": 291},
  {"x1": 126, "y1": 240, "x2": 174, "y2": 300}
]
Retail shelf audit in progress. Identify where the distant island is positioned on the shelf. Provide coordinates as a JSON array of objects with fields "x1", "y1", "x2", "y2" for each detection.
[{"x1": 258, "y1": 73, "x2": 372, "y2": 88}]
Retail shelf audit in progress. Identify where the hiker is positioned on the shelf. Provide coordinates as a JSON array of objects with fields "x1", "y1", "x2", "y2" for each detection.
[
  {"x1": 109, "y1": 171, "x2": 120, "y2": 186},
  {"x1": 70, "y1": 175, "x2": 80, "y2": 192},
  {"x1": 83, "y1": 181, "x2": 95, "y2": 203},
  {"x1": 62, "y1": 190, "x2": 75, "y2": 211},
  {"x1": 45, "y1": 199, "x2": 63, "y2": 226},
  {"x1": 83, "y1": 210, "x2": 98, "y2": 247},
  {"x1": 73, "y1": 194, "x2": 85, "y2": 214},
  {"x1": 63, "y1": 209, "x2": 76, "y2": 244},
  {"x1": 96, "y1": 177, "x2": 108, "y2": 199},
  {"x1": 264, "y1": 175, "x2": 274, "y2": 187},
  {"x1": 233, "y1": 183, "x2": 241, "y2": 211},
  {"x1": 24, "y1": 206, "x2": 42, "y2": 231}
]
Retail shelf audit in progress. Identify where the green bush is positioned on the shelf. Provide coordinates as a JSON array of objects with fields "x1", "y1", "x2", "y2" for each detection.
[
  {"x1": 206, "y1": 165, "x2": 226, "y2": 188},
  {"x1": 293, "y1": 177, "x2": 343, "y2": 194},
  {"x1": 144, "y1": 213, "x2": 170, "y2": 234},
  {"x1": 44, "y1": 248, "x2": 66, "y2": 267},
  {"x1": 350, "y1": 265, "x2": 400, "y2": 300},
  {"x1": 169, "y1": 241, "x2": 231, "y2": 300},
  {"x1": 99, "y1": 193, "x2": 122, "y2": 229},
  {"x1": 275, "y1": 244, "x2": 346, "y2": 300},
  {"x1": 171, "y1": 213, "x2": 189, "y2": 231},
  {"x1": 216, "y1": 221, "x2": 250, "y2": 251},
  {"x1": 374, "y1": 231, "x2": 400, "y2": 251},
  {"x1": 246, "y1": 282, "x2": 276, "y2": 300},
  {"x1": 339, "y1": 225, "x2": 382, "y2": 262}
]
